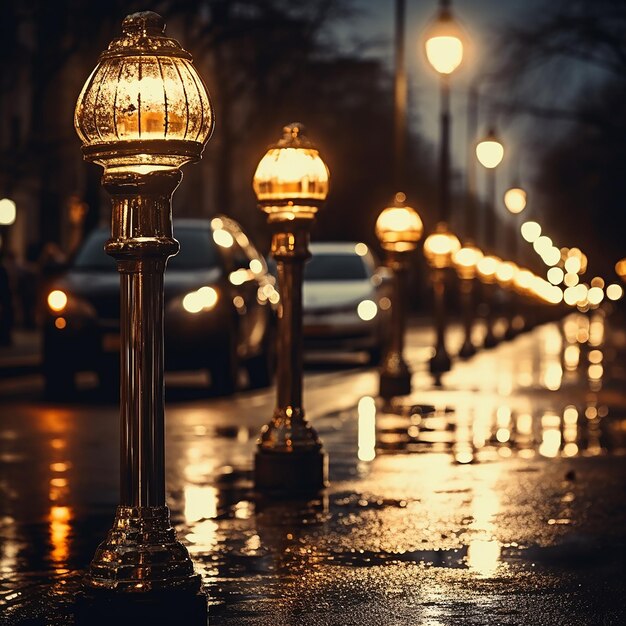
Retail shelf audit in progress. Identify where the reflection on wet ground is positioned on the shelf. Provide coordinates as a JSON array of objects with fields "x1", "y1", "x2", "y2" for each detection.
[{"x1": 1, "y1": 314, "x2": 626, "y2": 624}]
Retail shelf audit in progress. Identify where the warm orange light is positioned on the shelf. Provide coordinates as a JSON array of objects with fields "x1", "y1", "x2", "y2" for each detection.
[
  {"x1": 477, "y1": 255, "x2": 501, "y2": 284},
  {"x1": 423, "y1": 4, "x2": 465, "y2": 75},
  {"x1": 513, "y1": 268, "x2": 534, "y2": 293},
  {"x1": 520, "y1": 221, "x2": 541, "y2": 243},
  {"x1": 476, "y1": 130, "x2": 504, "y2": 169},
  {"x1": 547, "y1": 267, "x2": 564, "y2": 285},
  {"x1": 615, "y1": 258, "x2": 626, "y2": 280},
  {"x1": 253, "y1": 123, "x2": 329, "y2": 222},
  {"x1": 48, "y1": 290, "x2": 68, "y2": 313},
  {"x1": 495, "y1": 261, "x2": 517, "y2": 287},
  {"x1": 453, "y1": 244, "x2": 483, "y2": 279},
  {"x1": 503, "y1": 188, "x2": 526, "y2": 214},
  {"x1": 0, "y1": 198, "x2": 16, "y2": 226},
  {"x1": 533, "y1": 235, "x2": 553, "y2": 255},
  {"x1": 375, "y1": 193, "x2": 424, "y2": 252},
  {"x1": 423, "y1": 223, "x2": 461, "y2": 269},
  {"x1": 606, "y1": 283, "x2": 623, "y2": 301}
]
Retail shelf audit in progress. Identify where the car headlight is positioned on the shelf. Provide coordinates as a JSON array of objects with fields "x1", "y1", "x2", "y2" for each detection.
[
  {"x1": 357, "y1": 299, "x2": 378, "y2": 321},
  {"x1": 183, "y1": 286, "x2": 219, "y2": 313},
  {"x1": 47, "y1": 290, "x2": 68, "y2": 313}
]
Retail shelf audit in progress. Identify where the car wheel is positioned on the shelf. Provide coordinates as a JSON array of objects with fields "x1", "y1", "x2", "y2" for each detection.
[
  {"x1": 246, "y1": 329, "x2": 276, "y2": 390},
  {"x1": 209, "y1": 333, "x2": 239, "y2": 396}
]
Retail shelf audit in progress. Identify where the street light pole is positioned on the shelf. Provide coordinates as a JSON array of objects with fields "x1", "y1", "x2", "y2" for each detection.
[
  {"x1": 394, "y1": 0, "x2": 407, "y2": 189},
  {"x1": 376, "y1": 194, "x2": 423, "y2": 399},
  {"x1": 73, "y1": 12, "x2": 212, "y2": 621},
  {"x1": 252, "y1": 123, "x2": 330, "y2": 495}
]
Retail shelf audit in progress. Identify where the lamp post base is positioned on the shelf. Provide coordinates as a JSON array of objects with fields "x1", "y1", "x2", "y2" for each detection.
[
  {"x1": 429, "y1": 349, "x2": 451, "y2": 375},
  {"x1": 75, "y1": 588, "x2": 207, "y2": 626},
  {"x1": 483, "y1": 332, "x2": 499, "y2": 349},
  {"x1": 255, "y1": 447, "x2": 328, "y2": 496},
  {"x1": 379, "y1": 369, "x2": 412, "y2": 399},
  {"x1": 82, "y1": 505, "x2": 201, "y2": 593},
  {"x1": 458, "y1": 340, "x2": 476, "y2": 359}
]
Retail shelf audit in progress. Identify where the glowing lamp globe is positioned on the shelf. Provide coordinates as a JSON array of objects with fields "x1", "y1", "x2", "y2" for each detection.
[
  {"x1": 0, "y1": 198, "x2": 16, "y2": 226},
  {"x1": 253, "y1": 123, "x2": 329, "y2": 222},
  {"x1": 74, "y1": 12, "x2": 213, "y2": 175},
  {"x1": 477, "y1": 255, "x2": 501, "y2": 284},
  {"x1": 503, "y1": 187, "x2": 527, "y2": 214},
  {"x1": 495, "y1": 261, "x2": 518, "y2": 288},
  {"x1": 521, "y1": 221, "x2": 541, "y2": 243},
  {"x1": 375, "y1": 193, "x2": 423, "y2": 252},
  {"x1": 514, "y1": 268, "x2": 534, "y2": 294},
  {"x1": 476, "y1": 130, "x2": 504, "y2": 169},
  {"x1": 423, "y1": 2, "x2": 466, "y2": 75},
  {"x1": 452, "y1": 244, "x2": 483, "y2": 280},
  {"x1": 423, "y1": 223, "x2": 461, "y2": 269}
]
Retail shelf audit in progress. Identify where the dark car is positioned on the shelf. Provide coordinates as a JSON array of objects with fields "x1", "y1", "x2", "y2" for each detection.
[{"x1": 43, "y1": 217, "x2": 277, "y2": 397}]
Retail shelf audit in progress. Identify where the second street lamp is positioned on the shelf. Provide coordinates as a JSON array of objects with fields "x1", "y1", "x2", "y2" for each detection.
[
  {"x1": 375, "y1": 193, "x2": 423, "y2": 399},
  {"x1": 73, "y1": 12, "x2": 213, "y2": 622},
  {"x1": 252, "y1": 123, "x2": 330, "y2": 495},
  {"x1": 423, "y1": 223, "x2": 461, "y2": 375},
  {"x1": 476, "y1": 128, "x2": 504, "y2": 348},
  {"x1": 453, "y1": 243, "x2": 483, "y2": 358}
]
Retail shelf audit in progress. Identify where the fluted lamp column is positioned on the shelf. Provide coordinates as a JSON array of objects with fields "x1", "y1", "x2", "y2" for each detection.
[
  {"x1": 376, "y1": 194, "x2": 423, "y2": 399},
  {"x1": 423, "y1": 223, "x2": 461, "y2": 375},
  {"x1": 452, "y1": 243, "x2": 483, "y2": 358},
  {"x1": 73, "y1": 11, "x2": 213, "y2": 617},
  {"x1": 252, "y1": 123, "x2": 330, "y2": 495}
]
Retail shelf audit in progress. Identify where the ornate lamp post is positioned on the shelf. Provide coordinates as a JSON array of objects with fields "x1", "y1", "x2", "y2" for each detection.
[
  {"x1": 73, "y1": 11, "x2": 213, "y2": 617},
  {"x1": 476, "y1": 128, "x2": 504, "y2": 348},
  {"x1": 252, "y1": 123, "x2": 330, "y2": 495},
  {"x1": 375, "y1": 193, "x2": 423, "y2": 399},
  {"x1": 503, "y1": 186, "x2": 527, "y2": 338},
  {"x1": 452, "y1": 243, "x2": 483, "y2": 358},
  {"x1": 423, "y1": 0, "x2": 465, "y2": 376},
  {"x1": 423, "y1": 223, "x2": 461, "y2": 374}
]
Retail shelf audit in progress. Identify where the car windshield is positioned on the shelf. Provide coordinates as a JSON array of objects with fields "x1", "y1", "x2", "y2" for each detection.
[
  {"x1": 73, "y1": 228, "x2": 220, "y2": 271},
  {"x1": 304, "y1": 253, "x2": 368, "y2": 281}
]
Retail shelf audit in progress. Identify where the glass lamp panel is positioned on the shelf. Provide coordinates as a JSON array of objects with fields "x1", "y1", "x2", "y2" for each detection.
[
  {"x1": 375, "y1": 206, "x2": 423, "y2": 251},
  {"x1": 476, "y1": 140, "x2": 504, "y2": 168},
  {"x1": 425, "y1": 36, "x2": 463, "y2": 74}
]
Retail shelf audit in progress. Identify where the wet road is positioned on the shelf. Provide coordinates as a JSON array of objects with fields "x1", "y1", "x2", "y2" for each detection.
[{"x1": 1, "y1": 314, "x2": 626, "y2": 624}]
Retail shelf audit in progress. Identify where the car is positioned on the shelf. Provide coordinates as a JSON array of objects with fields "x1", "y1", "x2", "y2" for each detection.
[
  {"x1": 43, "y1": 216, "x2": 278, "y2": 397},
  {"x1": 302, "y1": 242, "x2": 390, "y2": 363}
]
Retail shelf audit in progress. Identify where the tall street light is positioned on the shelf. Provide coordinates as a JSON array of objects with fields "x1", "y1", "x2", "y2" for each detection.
[
  {"x1": 475, "y1": 128, "x2": 504, "y2": 348},
  {"x1": 503, "y1": 186, "x2": 527, "y2": 338},
  {"x1": 424, "y1": 0, "x2": 466, "y2": 375},
  {"x1": 252, "y1": 123, "x2": 330, "y2": 495},
  {"x1": 73, "y1": 11, "x2": 213, "y2": 620},
  {"x1": 423, "y1": 224, "x2": 461, "y2": 375},
  {"x1": 376, "y1": 193, "x2": 424, "y2": 399}
]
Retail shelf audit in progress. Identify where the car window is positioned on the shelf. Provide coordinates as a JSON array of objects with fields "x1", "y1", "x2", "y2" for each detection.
[
  {"x1": 73, "y1": 228, "x2": 220, "y2": 271},
  {"x1": 304, "y1": 253, "x2": 369, "y2": 281}
]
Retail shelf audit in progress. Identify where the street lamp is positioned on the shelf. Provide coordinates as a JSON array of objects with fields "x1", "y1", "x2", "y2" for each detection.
[
  {"x1": 73, "y1": 11, "x2": 213, "y2": 618},
  {"x1": 0, "y1": 197, "x2": 16, "y2": 254},
  {"x1": 423, "y1": 223, "x2": 460, "y2": 374},
  {"x1": 375, "y1": 192, "x2": 424, "y2": 398},
  {"x1": 424, "y1": 0, "x2": 465, "y2": 376},
  {"x1": 252, "y1": 123, "x2": 330, "y2": 494},
  {"x1": 503, "y1": 186, "x2": 527, "y2": 338},
  {"x1": 476, "y1": 128, "x2": 504, "y2": 348},
  {"x1": 453, "y1": 243, "x2": 483, "y2": 358}
]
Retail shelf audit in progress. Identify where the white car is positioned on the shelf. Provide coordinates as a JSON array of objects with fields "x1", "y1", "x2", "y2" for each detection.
[{"x1": 302, "y1": 242, "x2": 390, "y2": 363}]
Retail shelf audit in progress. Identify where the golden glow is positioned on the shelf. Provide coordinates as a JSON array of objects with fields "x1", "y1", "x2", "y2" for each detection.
[
  {"x1": 0, "y1": 198, "x2": 17, "y2": 226},
  {"x1": 542, "y1": 246, "x2": 561, "y2": 267},
  {"x1": 54, "y1": 317, "x2": 67, "y2": 330},
  {"x1": 495, "y1": 261, "x2": 517, "y2": 287},
  {"x1": 520, "y1": 221, "x2": 541, "y2": 243},
  {"x1": 503, "y1": 187, "x2": 526, "y2": 214},
  {"x1": 467, "y1": 539, "x2": 501, "y2": 578},
  {"x1": 453, "y1": 244, "x2": 483, "y2": 279},
  {"x1": 564, "y1": 256, "x2": 581, "y2": 274},
  {"x1": 615, "y1": 258, "x2": 626, "y2": 279},
  {"x1": 375, "y1": 200, "x2": 424, "y2": 252},
  {"x1": 213, "y1": 229, "x2": 234, "y2": 248},
  {"x1": 357, "y1": 396, "x2": 376, "y2": 462},
  {"x1": 49, "y1": 505, "x2": 72, "y2": 565},
  {"x1": 354, "y1": 242, "x2": 369, "y2": 257},
  {"x1": 587, "y1": 286, "x2": 604, "y2": 306},
  {"x1": 48, "y1": 290, "x2": 68, "y2": 313},
  {"x1": 423, "y1": 226, "x2": 461, "y2": 269},
  {"x1": 606, "y1": 283, "x2": 623, "y2": 301},
  {"x1": 477, "y1": 255, "x2": 500, "y2": 284},
  {"x1": 475, "y1": 134, "x2": 504, "y2": 169},
  {"x1": 425, "y1": 36, "x2": 464, "y2": 74},
  {"x1": 357, "y1": 300, "x2": 378, "y2": 321},
  {"x1": 564, "y1": 272, "x2": 579, "y2": 287},
  {"x1": 182, "y1": 286, "x2": 218, "y2": 313},
  {"x1": 249, "y1": 259, "x2": 263, "y2": 274},
  {"x1": 590, "y1": 276, "x2": 604, "y2": 289},
  {"x1": 533, "y1": 235, "x2": 552, "y2": 255},
  {"x1": 184, "y1": 485, "x2": 218, "y2": 523},
  {"x1": 514, "y1": 268, "x2": 533, "y2": 293},
  {"x1": 229, "y1": 268, "x2": 252, "y2": 285},
  {"x1": 74, "y1": 15, "x2": 213, "y2": 174},
  {"x1": 547, "y1": 267, "x2": 564, "y2": 285}
]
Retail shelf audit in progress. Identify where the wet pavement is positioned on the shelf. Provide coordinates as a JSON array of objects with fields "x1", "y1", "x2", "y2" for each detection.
[{"x1": 1, "y1": 314, "x2": 626, "y2": 624}]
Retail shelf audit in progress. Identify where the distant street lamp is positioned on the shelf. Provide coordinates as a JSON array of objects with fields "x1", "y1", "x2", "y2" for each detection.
[
  {"x1": 73, "y1": 11, "x2": 213, "y2": 618},
  {"x1": 424, "y1": 0, "x2": 465, "y2": 376},
  {"x1": 453, "y1": 243, "x2": 483, "y2": 358},
  {"x1": 252, "y1": 123, "x2": 330, "y2": 494},
  {"x1": 0, "y1": 197, "x2": 16, "y2": 254},
  {"x1": 476, "y1": 128, "x2": 504, "y2": 348},
  {"x1": 503, "y1": 186, "x2": 527, "y2": 338},
  {"x1": 423, "y1": 223, "x2": 461, "y2": 374},
  {"x1": 375, "y1": 193, "x2": 423, "y2": 398}
]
